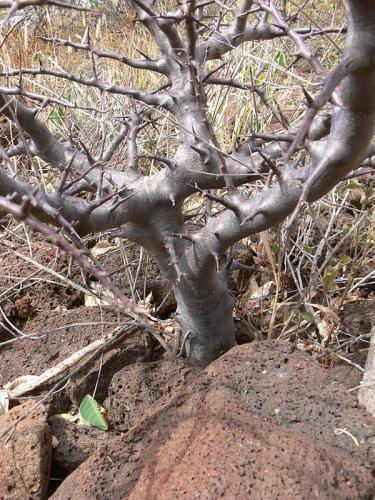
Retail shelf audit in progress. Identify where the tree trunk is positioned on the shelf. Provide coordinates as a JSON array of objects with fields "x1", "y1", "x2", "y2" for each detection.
[
  {"x1": 174, "y1": 277, "x2": 237, "y2": 365},
  {"x1": 358, "y1": 323, "x2": 375, "y2": 417},
  {"x1": 130, "y1": 218, "x2": 238, "y2": 366}
]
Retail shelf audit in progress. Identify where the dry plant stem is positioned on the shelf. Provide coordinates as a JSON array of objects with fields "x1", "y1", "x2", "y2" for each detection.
[
  {"x1": 0, "y1": 196, "x2": 174, "y2": 339},
  {"x1": 4, "y1": 326, "x2": 130, "y2": 398},
  {"x1": 0, "y1": 241, "x2": 105, "y2": 303},
  {"x1": 0, "y1": 0, "x2": 92, "y2": 28},
  {"x1": 279, "y1": 209, "x2": 370, "y2": 339},
  {"x1": 259, "y1": 232, "x2": 280, "y2": 339},
  {"x1": 0, "y1": 0, "x2": 374, "y2": 365},
  {"x1": 310, "y1": 338, "x2": 364, "y2": 373}
]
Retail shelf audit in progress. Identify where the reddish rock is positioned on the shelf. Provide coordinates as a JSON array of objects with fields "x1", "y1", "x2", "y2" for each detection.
[
  {"x1": 106, "y1": 358, "x2": 199, "y2": 432},
  {"x1": 51, "y1": 342, "x2": 375, "y2": 499},
  {"x1": 49, "y1": 415, "x2": 116, "y2": 473},
  {"x1": 0, "y1": 401, "x2": 51, "y2": 499}
]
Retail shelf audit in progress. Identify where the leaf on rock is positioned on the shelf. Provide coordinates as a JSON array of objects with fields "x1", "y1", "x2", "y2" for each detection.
[{"x1": 79, "y1": 394, "x2": 108, "y2": 431}]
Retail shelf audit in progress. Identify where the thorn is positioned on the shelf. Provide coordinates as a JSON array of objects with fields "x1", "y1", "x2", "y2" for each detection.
[
  {"x1": 211, "y1": 251, "x2": 220, "y2": 271},
  {"x1": 172, "y1": 56, "x2": 184, "y2": 68},
  {"x1": 142, "y1": 155, "x2": 176, "y2": 170},
  {"x1": 286, "y1": 199, "x2": 304, "y2": 230},
  {"x1": 135, "y1": 48, "x2": 153, "y2": 61},
  {"x1": 190, "y1": 143, "x2": 206, "y2": 155},
  {"x1": 302, "y1": 86, "x2": 314, "y2": 107},
  {"x1": 240, "y1": 208, "x2": 264, "y2": 226},
  {"x1": 191, "y1": 125, "x2": 199, "y2": 142},
  {"x1": 167, "y1": 232, "x2": 194, "y2": 243},
  {"x1": 258, "y1": 150, "x2": 283, "y2": 182},
  {"x1": 20, "y1": 191, "x2": 37, "y2": 216},
  {"x1": 79, "y1": 139, "x2": 96, "y2": 165}
]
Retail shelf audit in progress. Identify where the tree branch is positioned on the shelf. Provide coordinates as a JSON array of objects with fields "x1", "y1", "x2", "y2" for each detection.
[
  {"x1": 38, "y1": 36, "x2": 167, "y2": 74},
  {"x1": 0, "y1": 67, "x2": 171, "y2": 108},
  {"x1": 186, "y1": 0, "x2": 375, "y2": 279},
  {"x1": 0, "y1": 0, "x2": 91, "y2": 11}
]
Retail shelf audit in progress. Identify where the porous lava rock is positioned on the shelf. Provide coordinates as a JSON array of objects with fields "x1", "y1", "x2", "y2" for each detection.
[
  {"x1": 49, "y1": 415, "x2": 117, "y2": 473},
  {"x1": 52, "y1": 342, "x2": 375, "y2": 499},
  {"x1": 0, "y1": 401, "x2": 51, "y2": 499},
  {"x1": 106, "y1": 357, "x2": 199, "y2": 432}
]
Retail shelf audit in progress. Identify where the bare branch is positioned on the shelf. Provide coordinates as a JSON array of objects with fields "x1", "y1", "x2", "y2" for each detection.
[
  {"x1": 0, "y1": 85, "x2": 107, "y2": 111},
  {"x1": 197, "y1": 13, "x2": 283, "y2": 62},
  {"x1": 0, "y1": 0, "x2": 373, "y2": 366},
  {"x1": 258, "y1": 0, "x2": 324, "y2": 75},
  {"x1": 185, "y1": 0, "x2": 375, "y2": 282},
  {"x1": 101, "y1": 123, "x2": 129, "y2": 163},
  {"x1": 38, "y1": 36, "x2": 167, "y2": 74},
  {"x1": 0, "y1": 93, "x2": 103, "y2": 186},
  {"x1": 196, "y1": 4, "x2": 342, "y2": 63},
  {"x1": 0, "y1": 67, "x2": 171, "y2": 108},
  {"x1": 0, "y1": 0, "x2": 92, "y2": 11}
]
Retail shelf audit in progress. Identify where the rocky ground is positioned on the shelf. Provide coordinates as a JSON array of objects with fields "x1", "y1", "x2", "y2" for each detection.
[{"x1": 0, "y1": 240, "x2": 375, "y2": 499}]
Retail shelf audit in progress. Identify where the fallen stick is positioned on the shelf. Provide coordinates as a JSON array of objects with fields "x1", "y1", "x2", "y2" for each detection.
[{"x1": 4, "y1": 325, "x2": 131, "y2": 398}]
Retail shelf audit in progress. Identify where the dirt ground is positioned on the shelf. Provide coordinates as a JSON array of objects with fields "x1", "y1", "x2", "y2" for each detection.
[{"x1": 0, "y1": 237, "x2": 375, "y2": 499}]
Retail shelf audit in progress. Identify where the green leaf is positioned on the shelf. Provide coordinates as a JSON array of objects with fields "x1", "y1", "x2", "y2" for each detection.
[
  {"x1": 362, "y1": 231, "x2": 375, "y2": 243},
  {"x1": 274, "y1": 49, "x2": 287, "y2": 67},
  {"x1": 338, "y1": 255, "x2": 351, "y2": 267},
  {"x1": 271, "y1": 242, "x2": 280, "y2": 256},
  {"x1": 32, "y1": 50, "x2": 42, "y2": 64},
  {"x1": 342, "y1": 223, "x2": 353, "y2": 235},
  {"x1": 79, "y1": 395, "x2": 108, "y2": 431},
  {"x1": 323, "y1": 270, "x2": 337, "y2": 294},
  {"x1": 341, "y1": 181, "x2": 361, "y2": 192},
  {"x1": 303, "y1": 244, "x2": 316, "y2": 256},
  {"x1": 50, "y1": 105, "x2": 65, "y2": 128},
  {"x1": 302, "y1": 311, "x2": 315, "y2": 323}
]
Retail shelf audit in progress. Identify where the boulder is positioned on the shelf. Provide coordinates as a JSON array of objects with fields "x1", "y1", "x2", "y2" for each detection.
[
  {"x1": 52, "y1": 342, "x2": 375, "y2": 499},
  {"x1": 106, "y1": 358, "x2": 199, "y2": 432}
]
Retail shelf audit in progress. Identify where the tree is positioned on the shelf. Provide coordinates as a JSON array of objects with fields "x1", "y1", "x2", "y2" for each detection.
[{"x1": 0, "y1": 0, "x2": 374, "y2": 365}]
